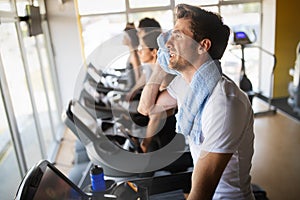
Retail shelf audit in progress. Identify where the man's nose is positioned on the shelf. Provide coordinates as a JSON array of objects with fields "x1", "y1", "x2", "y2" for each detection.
[{"x1": 166, "y1": 38, "x2": 172, "y2": 49}]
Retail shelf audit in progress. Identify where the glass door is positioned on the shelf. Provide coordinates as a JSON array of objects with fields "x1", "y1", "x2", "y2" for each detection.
[
  {"x1": 0, "y1": 0, "x2": 63, "y2": 199},
  {"x1": 1, "y1": 19, "x2": 45, "y2": 163},
  {"x1": 0, "y1": 65, "x2": 23, "y2": 200}
]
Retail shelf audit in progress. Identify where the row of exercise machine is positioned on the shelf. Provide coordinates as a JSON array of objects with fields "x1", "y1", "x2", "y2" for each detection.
[{"x1": 16, "y1": 57, "x2": 194, "y2": 199}]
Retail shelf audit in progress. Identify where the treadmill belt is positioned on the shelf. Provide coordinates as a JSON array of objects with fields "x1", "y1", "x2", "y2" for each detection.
[{"x1": 150, "y1": 189, "x2": 185, "y2": 200}]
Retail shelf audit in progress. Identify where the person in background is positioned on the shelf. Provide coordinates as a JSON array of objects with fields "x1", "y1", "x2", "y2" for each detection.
[
  {"x1": 123, "y1": 18, "x2": 162, "y2": 91},
  {"x1": 137, "y1": 17, "x2": 162, "y2": 37},
  {"x1": 122, "y1": 18, "x2": 175, "y2": 153},
  {"x1": 125, "y1": 30, "x2": 177, "y2": 153},
  {"x1": 122, "y1": 22, "x2": 140, "y2": 87},
  {"x1": 139, "y1": 4, "x2": 255, "y2": 199},
  {"x1": 125, "y1": 30, "x2": 162, "y2": 100}
]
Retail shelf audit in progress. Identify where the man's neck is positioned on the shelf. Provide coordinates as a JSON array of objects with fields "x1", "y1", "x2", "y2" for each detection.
[{"x1": 181, "y1": 57, "x2": 211, "y2": 83}]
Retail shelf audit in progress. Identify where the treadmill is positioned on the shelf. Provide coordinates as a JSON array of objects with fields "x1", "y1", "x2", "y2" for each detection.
[{"x1": 62, "y1": 100, "x2": 192, "y2": 177}]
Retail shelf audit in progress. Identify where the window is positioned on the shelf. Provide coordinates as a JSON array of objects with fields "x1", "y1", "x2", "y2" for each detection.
[
  {"x1": 0, "y1": 1, "x2": 63, "y2": 199},
  {"x1": 129, "y1": 0, "x2": 170, "y2": 9},
  {"x1": 221, "y1": 3, "x2": 261, "y2": 90},
  {"x1": 128, "y1": 10, "x2": 173, "y2": 31},
  {"x1": 0, "y1": 83, "x2": 22, "y2": 200},
  {"x1": 0, "y1": 0, "x2": 11, "y2": 11},
  {"x1": 76, "y1": 0, "x2": 262, "y2": 91},
  {"x1": 175, "y1": 0, "x2": 218, "y2": 6},
  {"x1": 81, "y1": 14, "x2": 127, "y2": 56},
  {"x1": 77, "y1": 0, "x2": 126, "y2": 15},
  {"x1": 0, "y1": 22, "x2": 43, "y2": 166}
]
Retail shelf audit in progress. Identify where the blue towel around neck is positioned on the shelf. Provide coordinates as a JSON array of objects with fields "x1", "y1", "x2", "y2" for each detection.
[{"x1": 177, "y1": 60, "x2": 222, "y2": 144}]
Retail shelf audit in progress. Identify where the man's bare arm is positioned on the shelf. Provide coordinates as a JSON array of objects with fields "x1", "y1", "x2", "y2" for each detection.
[
  {"x1": 152, "y1": 90, "x2": 177, "y2": 113},
  {"x1": 137, "y1": 64, "x2": 170, "y2": 115},
  {"x1": 187, "y1": 151, "x2": 232, "y2": 200},
  {"x1": 159, "y1": 73, "x2": 176, "y2": 91},
  {"x1": 125, "y1": 73, "x2": 146, "y2": 101}
]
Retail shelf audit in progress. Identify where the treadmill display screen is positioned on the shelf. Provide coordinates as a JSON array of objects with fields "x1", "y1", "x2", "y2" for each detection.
[
  {"x1": 235, "y1": 32, "x2": 247, "y2": 39},
  {"x1": 32, "y1": 166, "x2": 88, "y2": 200}
]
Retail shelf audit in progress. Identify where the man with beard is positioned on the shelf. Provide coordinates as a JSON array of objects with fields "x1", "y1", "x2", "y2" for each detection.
[{"x1": 138, "y1": 4, "x2": 255, "y2": 200}]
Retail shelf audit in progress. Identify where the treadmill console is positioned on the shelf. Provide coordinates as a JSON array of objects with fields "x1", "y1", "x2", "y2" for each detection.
[
  {"x1": 15, "y1": 160, "x2": 90, "y2": 200},
  {"x1": 233, "y1": 31, "x2": 252, "y2": 45}
]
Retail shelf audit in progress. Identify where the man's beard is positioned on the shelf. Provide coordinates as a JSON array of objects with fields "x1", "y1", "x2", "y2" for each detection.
[{"x1": 169, "y1": 55, "x2": 194, "y2": 72}]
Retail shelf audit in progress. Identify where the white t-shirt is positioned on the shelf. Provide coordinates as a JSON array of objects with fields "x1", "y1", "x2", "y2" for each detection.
[
  {"x1": 167, "y1": 75, "x2": 255, "y2": 200},
  {"x1": 167, "y1": 75, "x2": 188, "y2": 107}
]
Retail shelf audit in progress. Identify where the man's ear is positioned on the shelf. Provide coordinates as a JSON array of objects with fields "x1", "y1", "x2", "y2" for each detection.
[{"x1": 198, "y1": 39, "x2": 211, "y2": 54}]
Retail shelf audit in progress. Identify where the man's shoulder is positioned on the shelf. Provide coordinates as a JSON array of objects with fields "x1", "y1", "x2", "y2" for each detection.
[
  {"x1": 212, "y1": 76, "x2": 249, "y2": 101},
  {"x1": 205, "y1": 76, "x2": 252, "y2": 115}
]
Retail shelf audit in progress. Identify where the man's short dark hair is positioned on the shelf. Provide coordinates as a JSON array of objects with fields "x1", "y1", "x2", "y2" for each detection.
[{"x1": 175, "y1": 4, "x2": 230, "y2": 60}]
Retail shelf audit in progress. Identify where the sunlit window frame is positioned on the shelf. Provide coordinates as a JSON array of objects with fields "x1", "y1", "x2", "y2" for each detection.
[{"x1": 76, "y1": 0, "x2": 262, "y2": 60}]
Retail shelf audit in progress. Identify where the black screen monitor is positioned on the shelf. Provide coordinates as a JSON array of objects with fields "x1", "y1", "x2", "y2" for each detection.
[{"x1": 15, "y1": 160, "x2": 89, "y2": 200}]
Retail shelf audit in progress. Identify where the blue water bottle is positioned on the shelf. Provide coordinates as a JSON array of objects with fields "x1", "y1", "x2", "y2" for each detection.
[{"x1": 90, "y1": 165, "x2": 106, "y2": 192}]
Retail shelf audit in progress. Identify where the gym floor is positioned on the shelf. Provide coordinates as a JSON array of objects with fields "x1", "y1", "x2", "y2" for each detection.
[{"x1": 54, "y1": 97, "x2": 300, "y2": 200}]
